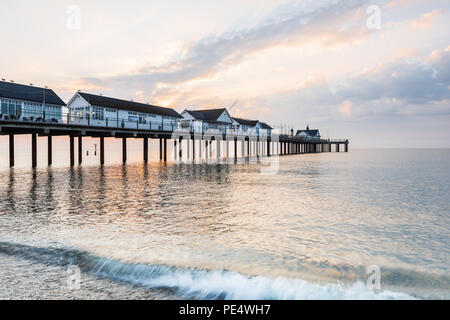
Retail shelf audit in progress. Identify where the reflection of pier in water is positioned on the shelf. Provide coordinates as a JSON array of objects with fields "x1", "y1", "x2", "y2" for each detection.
[{"x1": 0, "y1": 120, "x2": 349, "y2": 168}]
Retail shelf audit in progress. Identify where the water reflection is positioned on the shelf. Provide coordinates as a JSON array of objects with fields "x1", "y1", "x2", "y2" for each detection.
[{"x1": 0, "y1": 150, "x2": 449, "y2": 298}]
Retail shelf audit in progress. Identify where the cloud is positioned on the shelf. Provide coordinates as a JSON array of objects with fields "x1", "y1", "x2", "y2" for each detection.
[
  {"x1": 409, "y1": 9, "x2": 444, "y2": 29},
  {"x1": 338, "y1": 46, "x2": 450, "y2": 105},
  {"x1": 385, "y1": 0, "x2": 430, "y2": 9},
  {"x1": 339, "y1": 100, "x2": 352, "y2": 116},
  {"x1": 259, "y1": 46, "x2": 450, "y2": 122},
  {"x1": 83, "y1": 0, "x2": 375, "y2": 103}
]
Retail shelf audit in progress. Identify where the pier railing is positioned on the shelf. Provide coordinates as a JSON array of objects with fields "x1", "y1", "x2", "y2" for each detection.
[{"x1": 0, "y1": 108, "x2": 275, "y2": 138}]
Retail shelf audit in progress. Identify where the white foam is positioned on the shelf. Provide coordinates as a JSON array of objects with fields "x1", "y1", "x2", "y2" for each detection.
[{"x1": 93, "y1": 260, "x2": 415, "y2": 300}]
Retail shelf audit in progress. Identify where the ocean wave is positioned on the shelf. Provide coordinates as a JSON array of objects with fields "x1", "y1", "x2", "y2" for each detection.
[{"x1": 0, "y1": 241, "x2": 415, "y2": 300}]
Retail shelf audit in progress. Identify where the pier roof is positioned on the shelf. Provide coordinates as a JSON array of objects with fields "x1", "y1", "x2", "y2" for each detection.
[
  {"x1": 232, "y1": 117, "x2": 260, "y2": 127},
  {"x1": 77, "y1": 92, "x2": 182, "y2": 118},
  {"x1": 0, "y1": 81, "x2": 66, "y2": 106},
  {"x1": 184, "y1": 108, "x2": 230, "y2": 122},
  {"x1": 260, "y1": 122, "x2": 273, "y2": 130},
  {"x1": 296, "y1": 129, "x2": 320, "y2": 136}
]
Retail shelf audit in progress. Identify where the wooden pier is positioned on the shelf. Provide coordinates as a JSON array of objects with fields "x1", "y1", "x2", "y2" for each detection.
[{"x1": 0, "y1": 120, "x2": 349, "y2": 168}]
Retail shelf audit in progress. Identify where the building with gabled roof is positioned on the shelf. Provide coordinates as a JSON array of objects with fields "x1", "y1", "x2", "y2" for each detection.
[
  {"x1": 180, "y1": 108, "x2": 233, "y2": 133},
  {"x1": 0, "y1": 81, "x2": 65, "y2": 122},
  {"x1": 67, "y1": 91, "x2": 182, "y2": 130},
  {"x1": 296, "y1": 125, "x2": 321, "y2": 139}
]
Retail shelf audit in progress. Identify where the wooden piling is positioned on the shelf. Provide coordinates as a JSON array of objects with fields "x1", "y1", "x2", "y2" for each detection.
[
  {"x1": 234, "y1": 137, "x2": 237, "y2": 161},
  {"x1": 163, "y1": 138, "x2": 167, "y2": 162},
  {"x1": 78, "y1": 136, "x2": 82, "y2": 164},
  {"x1": 100, "y1": 136, "x2": 105, "y2": 165},
  {"x1": 48, "y1": 135, "x2": 52, "y2": 166},
  {"x1": 122, "y1": 137, "x2": 127, "y2": 163},
  {"x1": 216, "y1": 139, "x2": 221, "y2": 162},
  {"x1": 143, "y1": 137, "x2": 148, "y2": 162},
  {"x1": 31, "y1": 133, "x2": 37, "y2": 168},
  {"x1": 174, "y1": 139, "x2": 177, "y2": 161},
  {"x1": 9, "y1": 134, "x2": 14, "y2": 167},
  {"x1": 70, "y1": 135, "x2": 75, "y2": 166}
]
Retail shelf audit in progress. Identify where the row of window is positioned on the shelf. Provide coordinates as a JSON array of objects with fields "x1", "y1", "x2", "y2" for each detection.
[
  {"x1": 0, "y1": 98, "x2": 61, "y2": 119},
  {"x1": 71, "y1": 106, "x2": 169, "y2": 122}
]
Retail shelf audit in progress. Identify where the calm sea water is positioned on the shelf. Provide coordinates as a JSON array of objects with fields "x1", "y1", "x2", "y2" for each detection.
[{"x1": 0, "y1": 137, "x2": 449, "y2": 299}]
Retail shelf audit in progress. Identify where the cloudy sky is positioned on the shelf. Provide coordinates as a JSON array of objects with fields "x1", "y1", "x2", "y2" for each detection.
[{"x1": 1, "y1": 0, "x2": 449, "y2": 147}]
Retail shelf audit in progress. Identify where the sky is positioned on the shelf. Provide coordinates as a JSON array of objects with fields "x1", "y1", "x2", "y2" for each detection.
[{"x1": 1, "y1": 0, "x2": 449, "y2": 148}]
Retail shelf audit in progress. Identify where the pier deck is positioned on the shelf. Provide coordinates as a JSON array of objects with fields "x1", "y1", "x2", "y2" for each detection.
[{"x1": 0, "y1": 119, "x2": 349, "y2": 167}]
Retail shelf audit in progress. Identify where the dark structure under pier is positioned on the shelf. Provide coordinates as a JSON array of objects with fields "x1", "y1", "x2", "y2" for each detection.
[{"x1": 0, "y1": 120, "x2": 349, "y2": 167}]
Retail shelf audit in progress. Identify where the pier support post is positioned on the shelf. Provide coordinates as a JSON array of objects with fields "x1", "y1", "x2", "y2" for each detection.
[
  {"x1": 9, "y1": 134, "x2": 14, "y2": 167},
  {"x1": 186, "y1": 138, "x2": 190, "y2": 161},
  {"x1": 336, "y1": 144, "x2": 340, "y2": 152},
  {"x1": 174, "y1": 139, "x2": 177, "y2": 161},
  {"x1": 205, "y1": 140, "x2": 208, "y2": 160},
  {"x1": 198, "y1": 138, "x2": 202, "y2": 162},
  {"x1": 78, "y1": 136, "x2": 82, "y2": 164},
  {"x1": 256, "y1": 139, "x2": 260, "y2": 158},
  {"x1": 247, "y1": 139, "x2": 250, "y2": 157},
  {"x1": 234, "y1": 137, "x2": 238, "y2": 162},
  {"x1": 31, "y1": 133, "x2": 37, "y2": 168},
  {"x1": 143, "y1": 137, "x2": 148, "y2": 162},
  {"x1": 100, "y1": 137, "x2": 105, "y2": 165},
  {"x1": 345, "y1": 144, "x2": 348, "y2": 152},
  {"x1": 179, "y1": 137, "x2": 183, "y2": 160},
  {"x1": 70, "y1": 135, "x2": 75, "y2": 166},
  {"x1": 159, "y1": 138, "x2": 162, "y2": 161},
  {"x1": 216, "y1": 139, "x2": 221, "y2": 162},
  {"x1": 192, "y1": 138, "x2": 195, "y2": 162},
  {"x1": 209, "y1": 139, "x2": 213, "y2": 158},
  {"x1": 163, "y1": 138, "x2": 167, "y2": 162},
  {"x1": 48, "y1": 135, "x2": 52, "y2": 166},
  {"x1": 122, "y1": 137, "x2": 127, "y2": 163}
]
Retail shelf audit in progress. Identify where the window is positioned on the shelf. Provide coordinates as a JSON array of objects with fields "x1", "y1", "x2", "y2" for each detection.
[
  {"x1": 139, "y1": 113, "x2": 147, "y2": 124},
  {"x1": 8, "y1": 101, "x2": 15, "y2": 115},
  {"x1": 16, "y1": 103, "x2": 22, "y2": 117},
  {"x1": 1, "y1": 99, "x2": 7, "y2": 114},
  {"x1": 92, "y1": 106, "x2": 104, "y2": 120}
]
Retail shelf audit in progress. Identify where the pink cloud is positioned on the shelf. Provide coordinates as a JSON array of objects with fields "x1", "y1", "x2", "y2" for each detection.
[{"x1": 409, "y1": 9, "x2": 444, "y2": 29}]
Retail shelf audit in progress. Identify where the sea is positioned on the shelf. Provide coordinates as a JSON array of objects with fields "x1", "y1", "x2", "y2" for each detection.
[{"x1": 0, "y1": 136, "x2": 448, "y2": 299}]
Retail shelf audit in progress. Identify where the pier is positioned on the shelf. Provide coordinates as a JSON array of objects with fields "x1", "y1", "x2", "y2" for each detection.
[
  {"x1": 0, "y1": 82, "x2": 348, "y2": 168},
  {"x1": 0, "y1": 118, "x2": 349, "y2": 168}
]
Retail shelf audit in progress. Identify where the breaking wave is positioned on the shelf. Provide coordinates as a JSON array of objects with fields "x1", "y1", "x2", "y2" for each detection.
[{"x1": 0, "y1": 241, "x2": 416, "y2": 300}]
